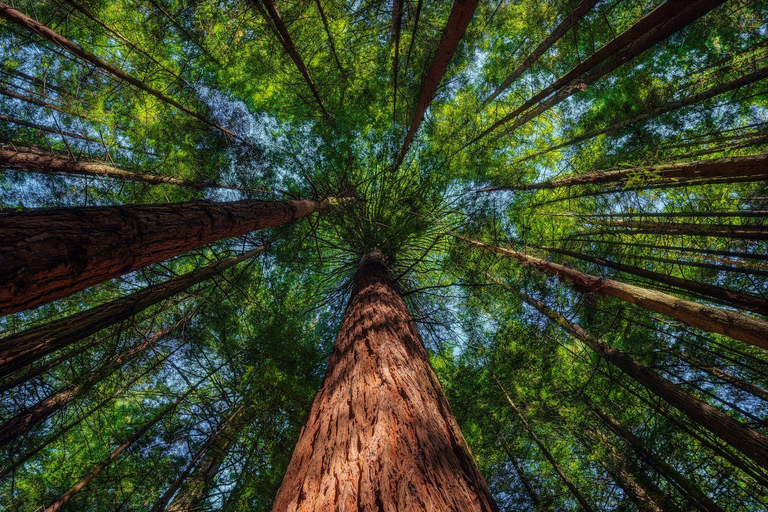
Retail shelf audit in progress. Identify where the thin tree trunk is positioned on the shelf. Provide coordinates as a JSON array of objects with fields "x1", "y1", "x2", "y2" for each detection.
[
  {"x1": 517, "y1": 64, "x2": 768, "y2": 162},
  {"x1": 0, "y1": 248, "x2": 264, "y2": 378},
  {"x1": 459, "y1": 236, "x2": 768, "y2": 350},
  {"x1": 0, "y1": 112, "x2": 128, "y2": 148},
  {"x1": 393, "y1": 0, "x2": 479, "y2": 171},
  {"x1": 146, "y1": 0, "x2": 221, "y2": 66},
  {"x1": 556, "y1": 239, "x2": 768, "y2": 262},
  {"x1": 493, "y1": 375, "x2": 594, "y2": 512},
  {"x1": 0, "y1": 319, "x2": 181, "y2": 448},
  {"x1": 272, "y1": 252, "x2": 497, "y2": 511},
  {"x1": 392, "y1": 0, "x2": 404, "y2": 121},
  {"x1": 592, "y1": 407, "x2": 724, "y2": 512},
  {"x1": 670, "y1": 349, "x2": 768, "y2": 403},
  {"x1": 469, "y1": 0, "x2": 725, "y2": 145},
  {"x1": 498, "y1": 436, "x2": 544, "y2": 511},
  {"x1": 0, "y1": 2, "x2": 247, "y2": 145},
  {"x1": 478, "y1": 153, "x2": 768, "y2": 192},
  {"x1": 0, "y1": 198, "x2": 334, "y2": 315},
  {"x1": 254, "y1": 0, "x2": 330, "y2": 119},
  {"x1": 636, "y1": 255, "x2": 768, "y2": 278},
  {"x1": 590, "y1": 219, "x2": 768, "y2": 241},
  {"x1": 314, "y1": 0, "x2": 344, "y2": 75},
  {"x1": 403, "y1": 0, "x2": 423, "y2": 72},
  {"x1": 511, "y1": 287, "x2": 768, "y2": 472},
  {"x1": 534, "y1": 245, "x2": 768, "y2": 315},
  {"x1": 0, "y1": 147, "x2": 263, "y2": 192},
  {"x1": 483, "y1": 0, "x2": 600, "y2": 105}
]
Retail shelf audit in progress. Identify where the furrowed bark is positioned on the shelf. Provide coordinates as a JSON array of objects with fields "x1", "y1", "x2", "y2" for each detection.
[
  {"x1": 515, "y1": 289, "x2": 768, "y2": 472},
  {"x1": 535, "y1": 245, "x2": 768, "y2": 315},
  {"x1": 590, "y1": 219, "x2": 768, "y2": 241},
  {"x1": 0, "y1": 2, "x2": 247, "y2": 145},
  {"x1": 0, "y1": 198, "x2": 332, "y2": 315},
  {"x1": 592, "y1": 407, "x2": 725, "y2": 512},
  {"x1": 494, "y1": 375, "x2": 594, "y2": 512},
  {"x1": 0, "y1": 248, "x2": 264, "y2": 379},
  {"x1": 255, "y1": 0, "x2": 330, "y2": 119},
  {"x1": 470, "y1": 0, "x2": 725, "y2": 146},
  {"x1": 517, "y1": 64, "x2": 768, "y2": 163},
  {"x1": 393, "y1": 0, "x2": 479, "y2": 171},
  {"x1": 0, "y1": 321, "x2": 180, "y2": 448},
  {"x1": 459, "y1": 236, "x2": 768, "y2": 350},
  {"x1": 272, "y1": 253, "x2": 497, "y2": 511},
  {"x1": 483, "y1": 0, "x2": 600, "y2": 105},
  {"x1": 0, "y1": 147, "x2": 262, "y2": 192},
  {"x1": 478, "y1": 153, "x2": 768, "y2": 192}
]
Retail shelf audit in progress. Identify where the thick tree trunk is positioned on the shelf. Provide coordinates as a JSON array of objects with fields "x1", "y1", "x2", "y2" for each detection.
[
  {"x1": 393, "y1": 0, "x2": 479, "y2": 171},
  {"x1": 592, "y1": 407, "x2": 724, "y2": 512},
  {"x1": 591, "y1": 219, "x2": 768, "y2": 241},
  {"x1": 493, "y1": 375, "x2": 594, "y2": 511},
  {"x1": 0, "y1": 147, "x2": 259, "y2": 192},
  {"x1": 470, "y1": 0, "x2": 725, "y2": 145},
  {"x1": 484, "y1": 0, "x2": 600, "y2": 105},
  {"x1": 459, "y1": 236, "x2": 768, "y2": 350},
  {"x1": 272, "y1": 253, "x2": 497, "y2": 511},
  {"x1": 0, "y1": 198, "x2": 332, "y2": 315},
  {"x1": 0, "y1": 2, "x2": 247, "y2": 145},
  {"x1": 514, "y1": 288, "x2": 768, "y2": 472},
  {"x1": 0, "y1": 248, "x2": 264, "y2": 379},
  {"x1": 0, "y1": 320, "x2": 181, "y2": 448},
  {"x1": 535, "y1": 245, "x2": 768, "y2": 315},
  {"x1": 479, "y1": 153, "x2": 768, "y2": 192}
]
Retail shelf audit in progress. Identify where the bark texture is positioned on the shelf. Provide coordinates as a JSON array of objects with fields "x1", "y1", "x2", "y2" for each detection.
[
  {"x1": 0, "y1": 248, "x2": 264, "y2": 379},
  {"x1": 459, "y1": 236, "x2": 768, "y2": 350},
  {"x1": 0, "y1": 199, "x2": 329, "y2": 315},
  {"x1": 272, "y1": 253, "x2": 497, "y2": 511}
]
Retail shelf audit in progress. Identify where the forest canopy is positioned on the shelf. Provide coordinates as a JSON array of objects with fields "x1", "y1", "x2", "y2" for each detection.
[{"x1": 0, "y1": 0, "x2": 767, "y2": 510}]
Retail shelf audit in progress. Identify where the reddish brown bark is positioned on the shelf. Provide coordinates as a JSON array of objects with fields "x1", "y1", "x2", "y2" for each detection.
[
  {"x1": 535, "y1": 245, "x2": 768, "y2": 315},
  {"x1": 0, "y1": 147, "x2": 261, "y2": 192},
  {"x1": 0, "y1": 199, "x2": 331, "y2": 315},
  {"x1": 470, "y1": 0, "x2": 725, "y2": 145},
  {"x1": 479, "y1": 153, "x2": 768, "y2": 192},
  {"x1": 0, "y1": 248, "x2": 264, "y2": 379},
  {"x1": 393, "y1": 0, "x2": 479, "y2": 171},
  {"x1": 459, "y1": 236, "x2": 768, "y2": 350},
  {"x1": 272, "y1": 253, "x2": 497, "y2": 511},
  {"x1": 484, "y1": 0, "x2": 600, "y2": 105},
  {"x1": 0, "y1": 2, "x2": 246, "y2": 144}
]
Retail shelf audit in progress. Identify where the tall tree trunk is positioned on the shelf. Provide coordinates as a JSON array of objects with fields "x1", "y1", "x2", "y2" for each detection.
[
  {"x1": 392, "y1": 0, "x2": 404, "y2": 121},
  {"x1": 478, "y1": 153, "x2": 768, "y2": 192},
  {"x1": 0, "y1": 147, "x2": 261, "y2": 192},
  {"x1": 590, "y1": 219, "x2": 768, "y2": 241},
  {"x1": 0, "y1": 320, "x2": 182, "y2": 448},
  {"x1": 0, "y1": 112, "x2": 127, "y2": 148},
  {"x1": 0, "y1": 198, "x2": 334, "y2": 315},
  {"x1": 517, "y1": 64, "x2": 768, "y2": 163},
  {"x1": 459, "y1": 236, "x2": 768, "y2": 350},
  {"x1": 272, "y1": 252, "x2": 497, "y2": 511},
  {"x1": 470, "y1": 0, "x2": 725, "y2": 145},
  {"x1": 254, "y1": 0, "x2": 330, "y2": 119},
  {"x1": 497, "y1": 436, "x2": 544, "y2": 511},
  {"x1": 483, "y1": 0, "x2": 600, "y2": 105},
  {"x1": 0, "y1": 248, "x2": 264, "y2": 379},
  {"x1": 510, "y1": 286, "x2": 768, "y2": 472},
  {"x1": 493, "y1": 375, "x2": 594, "y2": 512},
  {"x1": 670, "y1": 349, "x2": 768, "y2": 403},
  {"x1": 314, "y1": 0, "x2": 344, "y2": 75},
  {"x1": 534, "y1": 245, "x2": 768, "y2": 315},
  {"x1": 0, "y1": 2, "x2": 247, "y2": 145},
  {"x1": 556, "y1": 239, "x2": 768, "y2": 262},
  {"x1": 393, "y1": 0, "x2": 479, "y2": 171},
  {"x1": 592, "y1": 407, "x2": 724, "y2": 512}
]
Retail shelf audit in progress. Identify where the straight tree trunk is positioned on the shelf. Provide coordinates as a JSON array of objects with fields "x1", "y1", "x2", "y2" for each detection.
[
  {"x1": 591, "y1": 219, "x2": 768, "y2": 241},
  {"x1": 671, "y1": 349, "x2": 768, "y2": 403},
  {"x1": 534, "y1": 245, "x2": 768, "y2": 315},
  {"x1": 483, "y1": 0, "x2": 600, "y2": 105},
  {"x1": 557, "y1": 239, "x2": 768, "y2": 262},
  {"x1": 493, "y1": 375, "x2": 594, "y2": 512},
  {"x1": 0, "y1": 2, "x2": 247, "y2": 145},
  {"x1": 469, "y1": 0, "x2": 725, "y2": 145},
  {"x1": 0, "y1": 320, "x2": 181, "y2": 448},
  {"x1": 314, "y1": 0, "x2": 344, "y2": 75},
  {"x1": 393, "y1": 0, "x2": 479, "y2": 171},
  {"x1": 392, "y1": 0, "x2": 404, "y2": 120},
  {"x1": 592, "y1": 407, "x2": 724, "y2": 512},
  {"x1": 146, "y1": 0, "x2": 221, "y2": 66},
  {"x1": 459, "y1": 236, "x2": 768, "y2": 350},
  {"x1": 0, "y1": 198, "x2": 333, "y2": 315},
  {"x1": 0, "y1": 147, "x2": 261, "y2": 192},
  {"x1": 0, "y1": 248, "x2": 264, "y2": 379},
  {"x1": 497, "y1": 436, "x2": 544, "y2": 511},
  {"x1": 272, "y1": 252, "x2": 497, "y2": 511},
  {"x1": 478, "y1": 153, "x2": 768, "y2": 192},
  {"x1": 513, "y1": 287, "x2": 768, "y2": 472}
]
